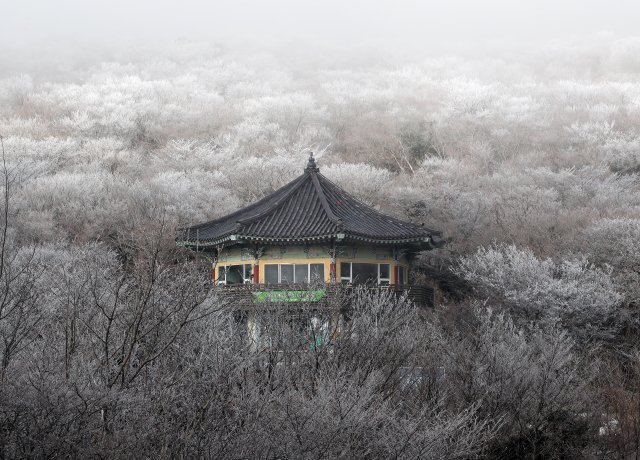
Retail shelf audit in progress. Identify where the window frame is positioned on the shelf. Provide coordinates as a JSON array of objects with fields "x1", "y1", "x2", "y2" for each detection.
[
  {"x1": 340, "y1": 262, "x2": 391, "y2": 285},
  {"x1": 218, "y1": 263, "x2": 253, "y2": 285},
  {"x1": 263, "y1": 263, "x2": 325, "y2": 284}
]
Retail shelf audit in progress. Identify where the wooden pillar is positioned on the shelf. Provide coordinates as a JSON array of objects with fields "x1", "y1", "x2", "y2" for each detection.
[
  {"x1": 329, "y1": 244, "x2": 337, "y2": 283},
  {"x1": 212, "y1": 246, "x2": 221, "y2": 283},
  {"x1": 253, "y1": 254, "x2": 259, "y2": 284},
  {"x1": 392, "y1": 247, "x2": 399, "y2": 286},
  {"x1": 253, "y1": 263, "x2": 259, "y2": 284},
  {"x1": 252, "y1": 245, "x2": 262, "y2": 284}
]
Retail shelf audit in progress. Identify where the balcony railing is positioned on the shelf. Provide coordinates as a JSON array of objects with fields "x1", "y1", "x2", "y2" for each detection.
[{"x1": 215, "y1": 283, "x2": 435, "y2": 310}]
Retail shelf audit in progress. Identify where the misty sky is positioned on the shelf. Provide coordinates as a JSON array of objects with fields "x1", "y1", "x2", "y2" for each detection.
[{"x1": 4, "y1": 0, "x2": 639, "y2": 53}]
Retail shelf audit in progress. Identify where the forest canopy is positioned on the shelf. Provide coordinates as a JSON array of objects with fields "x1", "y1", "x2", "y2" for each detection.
[{"x1": 1, "y1": 37, "x2": 640, "y2": 457}]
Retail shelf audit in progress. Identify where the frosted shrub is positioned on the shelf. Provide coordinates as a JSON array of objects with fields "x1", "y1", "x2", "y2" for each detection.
[
  {"x1": 456, "y1": 244, "x2": 621, "y2": 340},
  {"x1": 428, "y1": 308, "x2": 593, "y2": 458},
  {"x1": 586, "y1": 218, "x2": 640, "y2": 311},
  {"x1": 149, "y1": 170, "x2": 242, "y2": 223},
  {"x1": 219, "y1": 154, "x2": 302, "y2": 202},
  {"x1": 322, "y1": 163, "x2": 393, "y2": 206}
]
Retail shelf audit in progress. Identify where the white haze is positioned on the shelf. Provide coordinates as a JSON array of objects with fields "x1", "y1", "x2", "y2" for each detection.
[{"x1": 4, "y1": 0, "x2": 640, "y2": 54}]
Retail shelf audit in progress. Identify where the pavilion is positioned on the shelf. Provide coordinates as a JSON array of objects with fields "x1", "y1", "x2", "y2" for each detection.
[{"x1": 177, "y1": 153, "x2": 441, "y2": 307}]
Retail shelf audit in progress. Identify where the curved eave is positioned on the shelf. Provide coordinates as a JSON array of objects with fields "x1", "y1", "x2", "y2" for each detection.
[{"x1": 177, "y1": 231, "x2": 438, "y2": 250}]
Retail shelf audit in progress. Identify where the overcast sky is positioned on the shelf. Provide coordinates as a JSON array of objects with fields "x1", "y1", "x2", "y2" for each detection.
[{"x1": 3, "y1": 0, "x2": 639, "y2": 52}]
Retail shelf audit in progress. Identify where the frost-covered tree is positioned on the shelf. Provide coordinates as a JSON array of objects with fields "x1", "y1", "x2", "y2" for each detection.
[
  {"x1": 456, "y1": 244, "x2": 621, "y2": 342},
  {"x1": 322, "y1": 162, "x2": 392, "y2": 206},
  {"x1": 1, "y1": 37, "x2": 640, "y2": 457},
  {"x1": 427, "y1": 308, "x2": 596, "y2": 459}
]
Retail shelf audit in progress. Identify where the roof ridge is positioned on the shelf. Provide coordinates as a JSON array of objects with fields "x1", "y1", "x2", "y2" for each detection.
[{"x1": 309, "y1": 170, "x2": 343, "y2": 229}]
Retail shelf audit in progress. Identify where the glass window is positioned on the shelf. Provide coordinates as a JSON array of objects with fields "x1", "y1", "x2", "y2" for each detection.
[
  {"x1": 280, "y1": 264, "x2": 294, "y2": 283},
  {"x1": 310, "y1": 263, "x2": 325, "y2": 283},
  {"x1": 340, "y1": 262, "x2": 394, "y2": 285},
  {"x1": 379, "y1": 264, "x2": 390, "y2": 286},
  {"x1": 225, "y1": 265, "x2": 244, "y2": 284},
  {"x1": 352, "y1": 263, "x2": 378, "y2": 285},
  {"x1": 217, "y1": 264, "x2": 257, "y2": 284},
  {"x1": 340, "y1": 262, "x2": 351, "y2": 283},
  {"x1": 295, "y1": 264, "x2": 308, "y2": 283},
  {"x1": 265, "y1": 264, "x2": 278, "y2": 284},
  {"x1": 264, "y1": 263, "x2": 327, "y2": 284}
]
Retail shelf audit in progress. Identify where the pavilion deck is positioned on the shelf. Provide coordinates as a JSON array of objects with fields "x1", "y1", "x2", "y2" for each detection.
[{"x1": 215, "y1": 283, "x2": 435, "y2": 310}]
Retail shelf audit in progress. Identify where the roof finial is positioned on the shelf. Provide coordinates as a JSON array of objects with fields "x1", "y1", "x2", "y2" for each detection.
[{"x1": 305, "y1": 151, "x2": 319, "y2": 173}]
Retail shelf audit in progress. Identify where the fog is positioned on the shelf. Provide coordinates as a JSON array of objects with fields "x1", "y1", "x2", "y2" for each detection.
[{"x1": 4, "y1": 0, "x2": 640, "y2": 54}]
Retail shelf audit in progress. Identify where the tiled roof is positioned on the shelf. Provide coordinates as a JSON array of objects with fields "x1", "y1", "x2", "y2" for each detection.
[{"x1": 178, "y1": 154, "x2": 441, "y2": 248}]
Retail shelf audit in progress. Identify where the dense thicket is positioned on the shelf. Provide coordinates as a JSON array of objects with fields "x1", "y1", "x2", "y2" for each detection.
[{"x1": 1, "y1": 38, "x2": 640, "y2": 457}]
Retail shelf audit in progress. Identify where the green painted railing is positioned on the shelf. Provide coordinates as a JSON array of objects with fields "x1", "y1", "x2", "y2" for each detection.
[
  {"x1": 252, "y1": 289, "x2": 326, "y2": 302},
  {"x1": 217, "y1": 283, "x2": 434, "y2": 309}
]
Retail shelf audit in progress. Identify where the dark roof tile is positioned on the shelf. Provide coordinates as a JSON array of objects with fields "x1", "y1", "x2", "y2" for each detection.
[{"x1": 179, "y1": 154, "x2": 440, "y2": 247}]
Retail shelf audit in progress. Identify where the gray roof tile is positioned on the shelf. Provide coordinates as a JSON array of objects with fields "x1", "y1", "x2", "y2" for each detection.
[{"x1": 179, "y1": 155, "x2": 440, "y2": 247}]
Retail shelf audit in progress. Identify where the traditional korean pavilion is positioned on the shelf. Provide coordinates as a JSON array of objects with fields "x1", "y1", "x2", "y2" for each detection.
[{"x1": 178, "y1": 154, "x2": 441, "y2": 302}]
